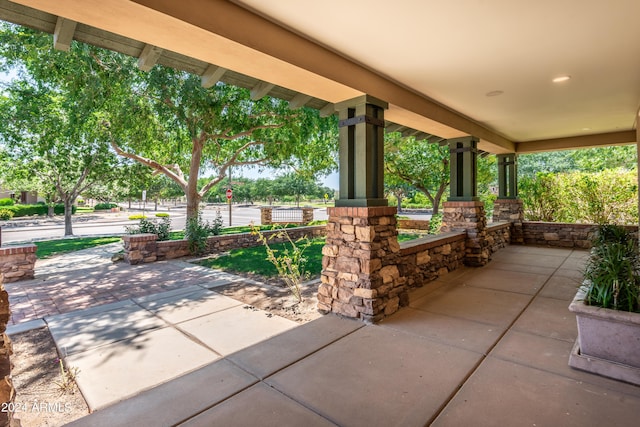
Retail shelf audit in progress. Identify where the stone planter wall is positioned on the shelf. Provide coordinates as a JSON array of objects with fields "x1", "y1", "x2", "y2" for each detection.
[
  {"x1": 493, "y1": 199, "x2": 524, "y2": 244},
  {"x1": 398, "y1": 232, "x2": 466, "y2": 288},
  {"x1": 397, "y1": 219, "x2": 430, "y2": 230},
  {"x1": 123, "y1": 226, "x2": 327, "y2": 264},
  {"x1": 0, "y1": 244, "x2": 37, "y2": 284}
]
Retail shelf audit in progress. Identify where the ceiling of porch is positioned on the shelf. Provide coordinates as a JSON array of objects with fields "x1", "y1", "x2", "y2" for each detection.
[{"x1": 3, "y1": 0, "x2": 640, "y2": 155}]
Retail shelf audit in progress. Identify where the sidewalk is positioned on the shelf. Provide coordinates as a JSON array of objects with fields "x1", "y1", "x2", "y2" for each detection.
[{"x1": 7, "y1": 244, "x2": 300, "y2": 410}]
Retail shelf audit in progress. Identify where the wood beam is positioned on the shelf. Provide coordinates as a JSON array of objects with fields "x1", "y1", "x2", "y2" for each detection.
[
  {"x1": 385, "y1": 123, "x2": 402, "y2": 133},
  {"x1": 250, "y1": 81, "x2": 275, "y2": 100},
  {"x1": 319, "y1": 103, "x2": 335, "y2": 117},
  {"x1": 200, "y1": 64, "x2": 227, "y2": 88},
  {"x1": 53, "y1": 16, "x2": 76, "y2": 51},
  {"x1": 516, "y1": 130, "x2": 636, "y2": 153},
  {"x1": 137, "y1": 44, "x2": 163, "y2": 71},
  {"x1": 288, "y1": 93, "x2": 312, "y2": 109}
]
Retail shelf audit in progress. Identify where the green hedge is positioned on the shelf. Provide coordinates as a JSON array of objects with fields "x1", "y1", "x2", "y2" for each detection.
[
  {"x1": 4, "y1": 204, "x2": 77, "y2": 218},
  {"x1": 94, "y1": 202, "x2": 119, "y2": 210},
  {"x1": 0, "y1": 198, "x2": 14, "y2": 206}
]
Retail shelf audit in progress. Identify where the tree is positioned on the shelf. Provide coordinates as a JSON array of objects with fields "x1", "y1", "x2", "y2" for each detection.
[
  {"x1": 108, "y1": 65, "x2": 338, "y2": 222},
  {"x1": 0, "y1": 25, "x2": 121, "y2": 235},
  {"x1": 384, "y1": 133, "x2": 450, "y2": 214}
]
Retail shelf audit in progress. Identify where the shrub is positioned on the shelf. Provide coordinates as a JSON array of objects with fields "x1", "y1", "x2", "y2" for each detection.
[
  {"x1": 94, "y1": 202, "x2": 118, "y2": 210},
  {"x1": 155, "y1": 212, "x2": 170, "y2": 218},
  {"x1": 185, "y1": 210, "x2": 224, "y2": 255},
  {"x1": 1, "y1": 203, "x2": 75, "y2": 217},
  {"x1": 0, "y1": 209, "x2": 14, "y2": 220},
  {"x1": 128, "y1": 214, "x2": 147, "y2": 220},
  {"x1": 0, "y1": 198, "x2": 14, "y2": 206},
  {"x1": 125, "y1": 217, "x2": 172, "y2": 241}
]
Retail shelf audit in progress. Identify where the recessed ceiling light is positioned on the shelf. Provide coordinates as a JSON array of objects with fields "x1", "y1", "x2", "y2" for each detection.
[
  {"x1": 486, "y1": 90, "x2": 504, "y2": 97},
  {"x1": 552, "y1": 75, "x2": 571, "y2": 83},
  {"x1": 582, "y1": 127, "x2": 591, "y2": 131}
]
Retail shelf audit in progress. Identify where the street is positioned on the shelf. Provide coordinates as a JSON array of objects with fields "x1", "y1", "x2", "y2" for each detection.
[
  {"x1": 0, "y1": 204, "x2": 432, "y2": 244},
  {"x1": 0, "y1": 205, "x2": 328, "y2": 244}
]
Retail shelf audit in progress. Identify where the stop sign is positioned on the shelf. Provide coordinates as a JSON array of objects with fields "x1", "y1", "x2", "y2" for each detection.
[{"x1": 226, "y1": 188, "x2": 233, "y2": 200}]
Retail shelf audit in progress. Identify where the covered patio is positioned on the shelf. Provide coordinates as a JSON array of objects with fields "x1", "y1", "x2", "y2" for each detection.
[
  {"x1": 0, "y1": 0, "x2": 640, "y2": 425},
  {"x1": 65, "y1": 244, "x2": 640, "y2": 426}
]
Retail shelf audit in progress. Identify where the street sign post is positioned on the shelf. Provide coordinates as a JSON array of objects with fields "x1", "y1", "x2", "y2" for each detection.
[{"x1": 226, "y1": 188, "x2": 232, "y2": 226}]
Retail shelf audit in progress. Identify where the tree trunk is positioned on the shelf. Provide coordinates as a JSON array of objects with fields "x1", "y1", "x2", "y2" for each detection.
[
  {"x1": 64, "y1": 197, "x2": 74, "y2": 236},
  {"x1": 396, "y1": 193, "x2": 402, "y2": 213},
  {"x1": 47, "y1": 204, "x2": 54, "y2": 217},
  {"x1": 186, "y1": 191, "x2": 202, "y2": 223}
]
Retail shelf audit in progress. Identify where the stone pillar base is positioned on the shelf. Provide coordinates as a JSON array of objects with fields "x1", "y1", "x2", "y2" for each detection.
[
  {"x1": 318, "y1": 206, "x2": 406, "y2": 323},
  {"x1": 441, "y1": 201, "x2": 489, "y2": 267},
  {"x1": 493, "y1": 199, "x2": 524, "y2": 244}
]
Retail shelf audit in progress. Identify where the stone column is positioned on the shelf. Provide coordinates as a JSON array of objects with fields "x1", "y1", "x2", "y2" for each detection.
[
  {"x1": 441, "y1": 136, "x2": 489, "y2": 266},
  {"x1": 442, "y1": 201, "x2": 489, "y2": 266},
  {"x1": 493, "y1": 154, "x2": 524, "y2": 244},
  {"x1": 318, "y1": 206, "x2": 406, "y2": 323},
  {"x1": 260, "y1": 207, "x2": 272, "y2": 225},
  {"x1": 319, "y1": 95, "x2": 406, "y2": 322},
  {"x1": 301, "y1": 207, "x2": 314, "y2": 224}
]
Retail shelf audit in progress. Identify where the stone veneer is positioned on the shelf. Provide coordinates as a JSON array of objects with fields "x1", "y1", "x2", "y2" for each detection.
[
  {"x1": 319, "y1": 206, "x2": 406, "y2": 323},
  {"x1": 493, "y1": 199, "x2": 524, "y2": 244},
  {"x1": 398, "y1": 232, "x2": 466, "y2": 288},
  {"x1": 441, "y1": 201, "x2": 489, "y2": 266},
  {"x1": 486, "y1": 222, "x2": 511, "y2": 255},
  {"x1": 397, "y1": 219, "x2": 430, "y2": 230},
  {"x1": 122, "y1": 226, "x2": 326, "y2": 264},
  {"x1": 522, "y1": 222, "x2": 613, "y2": 248},
  {"x1": 0, "y1": 245, "x2": 37, "y2": 284},
  {"x1": 0, "y1": 246, "x2": 25, "y2": 425}
]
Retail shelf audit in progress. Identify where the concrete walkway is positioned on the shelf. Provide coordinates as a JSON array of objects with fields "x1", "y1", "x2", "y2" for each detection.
[
  {"x1": 56, "y1": 245, "x2": 640, "y2": 426},
  {"x1": 6, "y1": 243, "x2": 299, "y2": 411}
]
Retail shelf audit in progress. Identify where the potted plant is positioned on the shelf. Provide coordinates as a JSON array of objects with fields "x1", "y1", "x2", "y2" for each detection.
[{"x1": 568, "y1": 224, "x2": 640, "y2": 385}]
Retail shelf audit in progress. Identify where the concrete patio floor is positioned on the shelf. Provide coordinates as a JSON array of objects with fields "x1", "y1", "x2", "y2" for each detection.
[{"x1": 60, "y1": 245, "x2": 640, "y2": 426}]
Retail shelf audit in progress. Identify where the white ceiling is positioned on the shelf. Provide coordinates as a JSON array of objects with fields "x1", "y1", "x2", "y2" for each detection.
[{"x1": 234, "y1": 0, "x2": 640, "y2": 142}]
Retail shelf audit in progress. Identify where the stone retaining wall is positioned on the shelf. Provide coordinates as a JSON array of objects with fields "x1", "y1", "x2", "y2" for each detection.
[
  {"x1": 123, "y1": 226, "x2": 327, "y2": 264},
  {"x1": 397, "y1": 219, "x2": 430, "y2": 230},
  {"x1": 398, "y1": 232, "x2": 466, "y2": 288},
  {"x1": 0, "y1": 245, "x2": 37, "y2": 284}
]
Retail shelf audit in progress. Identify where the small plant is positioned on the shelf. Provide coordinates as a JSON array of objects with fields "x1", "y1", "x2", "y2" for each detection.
[
  {"x1": 0, "y1": 209, "x2": 14, "y2": 220},
  {"x1": 251, "y1": 224, "x2": 311, "y2": 303},
  {"x1": 583, "y1": 224, "x2": 640, "y2": 312},
  {"x1": 155, "y1": 212, "x2": 170, "y2": 218},
  {"x1": 54, "y1": 358, "x2": 80, "y2": 395},
  {"x1": 428, "y1": 213, "x2": 443, "y2": 235},
  {"x1": 0, "y1": 198, "x2": 14, "y2": 206},
  {"x1": 128, "y1": 214, "x2": 147, "y2": 220},
  {"x1": 125, "y1": 217, "x2": 172, "y2": 241}
]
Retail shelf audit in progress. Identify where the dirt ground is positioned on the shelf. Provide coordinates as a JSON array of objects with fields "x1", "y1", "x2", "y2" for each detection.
[
  {"x1": 8, "y1": 274, "x2": 322, "y2": 426},
  {"x1": 10, "y1": 328, "x2": 89, "y2": 427}
]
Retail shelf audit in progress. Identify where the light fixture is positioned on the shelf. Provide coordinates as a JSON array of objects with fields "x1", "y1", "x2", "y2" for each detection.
[
  {"x1": 552, "y1": 75, "x2": 571, "y2": 83},
  {"x1": 485, "y1": 90, "x2": 504, "y2": 97}
]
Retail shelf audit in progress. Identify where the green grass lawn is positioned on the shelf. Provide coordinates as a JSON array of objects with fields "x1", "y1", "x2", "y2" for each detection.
[
  {"x1": 196, "y1": 232, "x2": 423, "y2": 278},
  {"x1": 34, "y1": 236, "x2": 121, "y2": 259}
]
